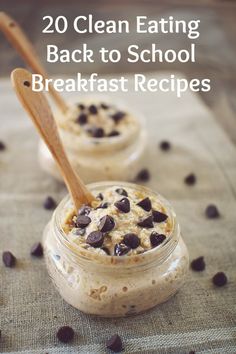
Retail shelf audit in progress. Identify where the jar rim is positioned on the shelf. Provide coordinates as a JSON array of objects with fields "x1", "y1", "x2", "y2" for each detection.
[{"x1": 53, "y1": 181, "x2": 180, "y2": 267}]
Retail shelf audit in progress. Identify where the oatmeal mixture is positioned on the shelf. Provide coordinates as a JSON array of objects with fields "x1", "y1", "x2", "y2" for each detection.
[
  {"x1": 63, "y1": 186, "x2": 173, "y2": 256},
  {"x1": 56, "y1": 99, "x2": 139, "y2": 139}
]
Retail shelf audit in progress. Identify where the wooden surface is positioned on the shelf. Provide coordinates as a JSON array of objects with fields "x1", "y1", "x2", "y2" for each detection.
[{"x1": 0, "y1": 0, "x2": 236, "y2": 144}]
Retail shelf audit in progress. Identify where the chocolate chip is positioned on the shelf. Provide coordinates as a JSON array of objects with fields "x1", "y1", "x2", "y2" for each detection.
[
  {"x1": 115, "y1": 188, "x2": 128, "y2": 197},
  {"x1": 31, "y1": 242, "x2": 43, "y2": 257},
  {"x1": 101, "y1": 103, "x2": 109, "y2": 110},
  {"x1": 96, "y1": 193, "x2": 104, "y2": 200},
  {"x1": 89, "y1": 126, "x2": 104, "y2": 138},
  {"x1": 23, "y1": 81, "x2": 30, "y2": 87},
  {"x1": 96, "y1": 202, "x2": 109, "y2": 209},
  {"x1": 78, "y1": 204, "x2": 91, "y2": 216},
  {"x1": 137, "y1": 197, "x2": 152, "y2": 211},
  {"x1": 190, "y1": 256, "x2": 205, "y2": 271},
  {"x1": 123, "y1": 233, "x2": 140, "y2": 249},
  {"x1": 56, "y1": 326, "x2": 74, "y2": 343},
  {"x1": 114, "y1": 243, "x2": 131, "y2": 256},
  {"x1": 205, "y1": 204, "x2": 220, "y2": 219},
  {"x1": 106, "y1": 334, "x2": 123, "y2": 352},
  {"x1": 212, "y1": 272, "x2": 227, "y2": 287},
  {"x1": 86, "y1": 231, "x2": 104, "y2": 248},
  {"x1": 0, "y1": 141, "x2": 6, "y2": 151},
  {"x1": 152, "y1": 210, "x2": 168, "y2": 223},
  {"x1": 99, "y1": 215, "x2": 115, "y2": 232},
  {"x1": 108, "y1": 130, "x2": 120, "y2": 137},
  {"x1": 137, "y1": 215, "x2": 153, "y2": 228},
  {"x1": 43, "y1": 196, "x2": 56, "y2": 210},
  {"x1": 184, "y1": 173, "x2": 196, "y2": 186},
  {"x1": 136, "y1": 168, "x2": 150, "y2": 182},
  {"x1": 150, "y1": 232, "x2": 166, "y2": 247},
  {"x1": 160, "y1": 141, "x2": 171, "y2": 151},
  {"x1": 101, "y1": 247, "x2": 110, "y2": 255},
  {"x1": 78, "y1": 103, "x2": 85, "y2": 110},
  {"x1": 88, "y1": 104, "x2": 98, "y2": 114},
  {"x1": 76, "y1": 113, "x2": 87, "y2": 125},
  {"x1": 114, "y1": 198, "x2": 130, "y2": 213},
  {"x1": 76, "y1": 215, "x2": 91, "y2": 228},
  {"x1": 111, "y1": 111, "x2": 126, "y2": 123},
  {"x1": 2, "y1": 251, "x2": 16, "y2": 267}
]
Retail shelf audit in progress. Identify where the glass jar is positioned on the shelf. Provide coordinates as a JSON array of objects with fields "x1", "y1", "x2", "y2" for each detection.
[
  {"x1": 38, "y1": 97, "x2": 147, "y2": 183},
  {"x1": 43, "y1": 182, "x2": 189, "y2": 317}
]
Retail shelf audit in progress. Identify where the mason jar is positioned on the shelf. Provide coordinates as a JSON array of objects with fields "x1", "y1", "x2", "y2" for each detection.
[
  {"x1": 43, "y1": 182, "x2": 189, "y2": 317},
  {"x1": 38, "y1": 97, "x2": 147, "y2": 183}
]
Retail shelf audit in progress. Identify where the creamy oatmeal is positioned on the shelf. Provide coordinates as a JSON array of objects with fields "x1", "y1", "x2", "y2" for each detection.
[
  {"x1": 56, "y1": 98, "x2": 140, "y2": 140},
  {"x1": 63, "y1": 185, "x2": 172, "y2": 257}
]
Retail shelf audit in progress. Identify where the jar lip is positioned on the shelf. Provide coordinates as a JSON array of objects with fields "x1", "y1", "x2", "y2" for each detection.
[
  {"x1": 55, "y1": 94, "x2": 146, "y2": 151},
  {"x1": 53, "y1": 181, "x2": 180, "y2": 267}
]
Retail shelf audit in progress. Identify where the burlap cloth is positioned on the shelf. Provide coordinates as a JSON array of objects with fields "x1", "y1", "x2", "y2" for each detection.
[{"x1": 0, "y1": 73, "x2": 235, "y2": 354}]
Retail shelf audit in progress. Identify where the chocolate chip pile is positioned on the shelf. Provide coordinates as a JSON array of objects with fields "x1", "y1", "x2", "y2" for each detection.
[
  {"x1": 76, "y1": 103, "x2": 126, "y2": 138},
  {"x1": 63, "y1": 186, "x2": 171, "y2": 256},
  {"x1": 57, "y1": 99, "x2": 138, "y2": 139}
]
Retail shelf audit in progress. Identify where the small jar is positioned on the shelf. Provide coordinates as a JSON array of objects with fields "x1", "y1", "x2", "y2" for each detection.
[
  {"x1": 38, "y1": 97, "x2": 147, "y2": 183},
  {"x1": 43, "y1": 182, "x2": 189, "y2": 317}
]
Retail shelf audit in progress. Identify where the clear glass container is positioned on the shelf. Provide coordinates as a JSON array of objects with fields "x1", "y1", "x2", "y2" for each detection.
[
  {"x1": 38, "y1": 97, "x2": 147, "y2": 183},
  {"x1": 43, "y1": 182, "x2": 189, "y2": 317}
]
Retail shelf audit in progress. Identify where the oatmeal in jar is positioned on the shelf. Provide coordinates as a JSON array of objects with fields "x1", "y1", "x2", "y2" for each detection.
[
  {"x1": 43, "y1": 182, "x2": 189, "y2": 317},
  {"x1": 39, "y1": 97, "x2": 147, "y2": 182}
]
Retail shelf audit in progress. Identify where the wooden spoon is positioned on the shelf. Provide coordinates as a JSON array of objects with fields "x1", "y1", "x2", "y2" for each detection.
[
  {"x1": 11, "y1": 68, "x2": 95, "y2": 209},
  {"x1": 0, "y1": 11, "x2": 68, "y2": 113}
]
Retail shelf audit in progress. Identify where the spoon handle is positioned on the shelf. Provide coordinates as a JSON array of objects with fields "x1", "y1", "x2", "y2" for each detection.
[
  {"x1": 0, "y1": 11, "x2": 68, "y2": 113},
  {"x1": 11, "y1": 68, "x2": 95, "y2": 209}
]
